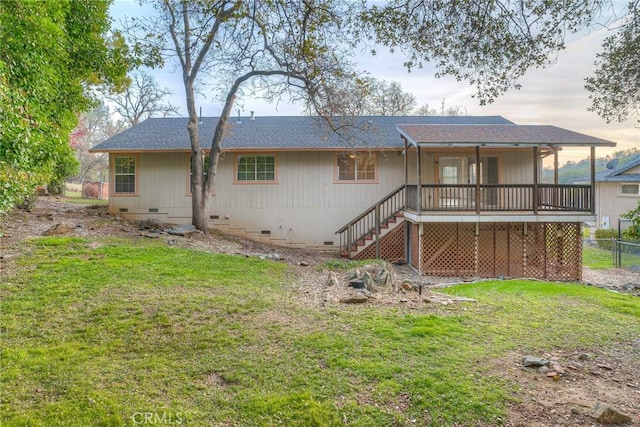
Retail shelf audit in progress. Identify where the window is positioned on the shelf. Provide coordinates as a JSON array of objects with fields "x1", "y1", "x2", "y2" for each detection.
[
  {"x1": 621, "y1": 184, "x2": 639, "y2": 195},
  {"x1": 337, "y1": 154, "x2": 376, "y2": 181},
  {"x1": 237, "y1": 155, "x2": 275, "y2": 182},
  {"x1": 114, "y1": 156, "x2": 136, "y2": 193}
]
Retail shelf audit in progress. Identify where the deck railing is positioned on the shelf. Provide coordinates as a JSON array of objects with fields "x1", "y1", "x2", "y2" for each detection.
[
  {"x1": 405, "y1": 184, "x2": 592, "y2": 212},
  {"x1": 338, "y1": 183, "x2": 593, "y2": 258}
]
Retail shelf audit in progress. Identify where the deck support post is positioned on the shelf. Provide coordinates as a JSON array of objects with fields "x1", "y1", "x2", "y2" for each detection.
[
  {"x1": 533, "y1": 146, "x2": 539, "y2": 214},
  {"x1": 375, "y1": 205, "x2": 380, "y2": 259},
  {"x1": 416, "y1": 145, "x2": 422, "y2": 215},
  {"x1": 590, "y1": 146, "x2": 596, "y2": 214},
  {"x1": 475, "y1": 146, "x2": 481, "y2": 214}
]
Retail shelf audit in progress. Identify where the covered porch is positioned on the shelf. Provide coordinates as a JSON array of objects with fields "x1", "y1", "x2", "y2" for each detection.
[{"x1": 337, "y1": 123, "x2": 616, "y2": 280}]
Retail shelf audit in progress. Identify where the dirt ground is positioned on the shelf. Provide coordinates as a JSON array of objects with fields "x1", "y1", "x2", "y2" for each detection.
[{"x1": 1, "y1": 197, "x2": 639, "y2": 426}]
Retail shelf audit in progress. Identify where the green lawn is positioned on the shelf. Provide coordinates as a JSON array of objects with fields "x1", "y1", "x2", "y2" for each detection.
[
  {"x1": 582, "y1": 245, "x2": 615, "y2": 269},
  {"x1": 583, "y1": 243, "x2": 640, "y2": 269},
  {"x1": 2, "y1": 237, "x2": 639, "y2": 426}
]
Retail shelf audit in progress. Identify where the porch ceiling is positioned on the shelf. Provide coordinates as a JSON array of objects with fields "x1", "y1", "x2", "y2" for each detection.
[{"x1": 396, "y1": 124, "x2": 616, "y2": 148}]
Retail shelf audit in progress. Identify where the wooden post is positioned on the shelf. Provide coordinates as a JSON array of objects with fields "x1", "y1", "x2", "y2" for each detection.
[
  {"x1": 403, "y1": 138, "x2": 408, "y2": 186},
  {"x1": 590, "y1": 146, "x2": 596, "y2": 214},
  {"x1": 475, "y1": 145, "x2": 481, "y2": 214},
  {"x1": 416, "y1": 145, "x2": 422, "y2": 215},
  {"x1": 375, "y1": 205, "x2": 380, "y2": 259},
  {"x1": 533, "y1": 146, "x2": 539, "y2": 214},
  {"x1": 554, "y1": 148, "x2": 559, "y2": 185}
]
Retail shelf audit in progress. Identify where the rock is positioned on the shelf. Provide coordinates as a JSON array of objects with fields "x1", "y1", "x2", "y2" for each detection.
[
  {"x1": 522, "y1": 356, "x2": 550, "y2": 368},
  {"x1": 538, "y1": 366, "x2": 550, "y2": 374},
  {"x1": 139, "y1": 218, "x2": 164, "y2": 230},
  {"x1": 633, "y1": 338, "x2": 640, "y2": 354},
  {"x1": 549, "y1": 362, "x2": 565, "y2": 375},
  {"x1": 361, "y1": 270, "x2": 375, "y2": 292},
  {"x1": 339, "y1": 294, "x2": 368, "y2": 304},
  {"x1": 327, "y1": 272, "x2": 340, "y2": 287},
  {"x1": 597, "y1": 364, "x2": 613, "y2": 371},
  {"x1": 623, "y1": 283, "x2": 636, "y2": 291},
  {"x1": 546, "y1": 371, "x2": 561, "y2": 380},
  {"x1": 401, "y1": 280, "x2": 414, "y2": 291},
  {"x1": 590, "y1": 403, "x2": 632, "y2": 425},
  {"x1": 266, "y1": 253, "x2": 281, "y2": 260},
  {"x1": 299, "y1": 261, "x2": 309, "y2": 267},
  {"x1": 374, "y1": 265, "x2": 391, "y2": 287},
  {"x1": 348, "y1": 279, "x2": 365, "y2": 289},
  {"x1": 42, "y1": 223, "x2": 74, "y2": 236},
  {"x1": 166, "y1": 224, "x2": 197, "y2": 236},
  {"x1": 578, "y1": 353, "x2": 593, "y2": 361}
]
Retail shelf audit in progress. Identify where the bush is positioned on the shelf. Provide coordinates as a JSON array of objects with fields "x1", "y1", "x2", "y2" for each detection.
[{"x1": 594, "y1": 229, "x2": 617, "y2": 250}]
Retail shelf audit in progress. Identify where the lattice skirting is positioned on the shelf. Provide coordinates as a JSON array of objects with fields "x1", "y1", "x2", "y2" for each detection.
[
  {"x1": 354, "y1": 223, "x2": 406, "y2": 262},
  {"x1": 417, "y1": 222, "x2": 582, "y2": 281}
]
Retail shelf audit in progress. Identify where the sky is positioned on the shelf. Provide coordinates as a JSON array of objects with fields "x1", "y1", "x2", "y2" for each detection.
[{"x1": 109, "y1": 1, "x2": 639, "y2": 165}]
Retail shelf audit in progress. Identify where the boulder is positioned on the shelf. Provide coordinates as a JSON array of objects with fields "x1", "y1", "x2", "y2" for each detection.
[
  {"x1": 42, "y1": 223, "x2": 74, "y2": 236},
  {"x1": 590, "y1": 403, "x2": 632, "y2": 425},
  {"x1": 522, "y1": 356, "x2": 550, "y2": 368},
  {"x1": 327, "y1": 272, "x2": 340, "y2": 287},
  {"x1": 139, "y1": 218, "x2": 164, "y2": 230},
  {"x1": 339, "y1": 294, "x2": 368, "y2": 304},
  {"x1": 166, "y1": 224, "x2": 197, "y2": 236}
]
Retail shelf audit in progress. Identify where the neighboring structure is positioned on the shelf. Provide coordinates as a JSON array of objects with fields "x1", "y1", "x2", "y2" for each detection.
[
  {"x1": 593, "y1": 155, "x2": 640, "y2": 230},
  {"x1": 92, "y1": 115, "x2": 616, "y2": 280}
]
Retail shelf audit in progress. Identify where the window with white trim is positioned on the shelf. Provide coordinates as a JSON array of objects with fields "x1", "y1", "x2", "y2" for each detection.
[
  {"x1": 621, "y1": 184, "x2": 639, "y2": 195},
  {"x1": 337, "y1": 154, "x2": 376, "y2": 181},
  {"x1": 237, "y1": 155, "x2": 275, "y2": 181},
  {"x1": 114, "y1": 156, "x2": 136, "y2": 193}
]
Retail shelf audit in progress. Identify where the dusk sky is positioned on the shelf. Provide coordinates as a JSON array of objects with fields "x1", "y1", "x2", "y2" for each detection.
[{"x1": 109, "y1": 1, "x2": 639, "y2": 165}]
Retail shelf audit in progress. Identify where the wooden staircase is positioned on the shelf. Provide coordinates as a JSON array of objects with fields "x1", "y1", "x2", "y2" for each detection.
[{"x1": 336, "y1": 185, "x2": 406, "y2": 259}]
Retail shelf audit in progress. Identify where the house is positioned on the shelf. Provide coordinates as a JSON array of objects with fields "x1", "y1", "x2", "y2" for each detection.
[
  {"x1": 593, "y1": 155, "x2": 640, "y2": 231},
  {"x1": 91, "y1": 115, "x2": 616, "y2": 281}
]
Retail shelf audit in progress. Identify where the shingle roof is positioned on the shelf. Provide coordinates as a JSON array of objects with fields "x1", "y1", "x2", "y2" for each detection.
[
  {"x1": 596, "y1": 154, "x2": 640, "y2": 182},
  {"x1": 91, "y1": 115, "x2": 514, "y2": 152},
  {"x1": 396, "y1": 124, "x2": 617, "y2": 147}
]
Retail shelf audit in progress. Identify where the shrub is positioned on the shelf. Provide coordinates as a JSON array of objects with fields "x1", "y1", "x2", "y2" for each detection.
[{"x1": 595, "y1": 228, "x2": 617, "y2": 250}]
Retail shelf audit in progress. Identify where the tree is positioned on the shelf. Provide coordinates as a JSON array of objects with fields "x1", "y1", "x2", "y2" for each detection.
[
  {"x1": 129, "y1": 0, "x2": 360, "y2": 231},
  {"x1": 364, "y1": 78, "x2": 416, "y2": 115},
  {"x1": 71, "y1": 101, "x2": 126, "y2": 184},
  {"x1": 103, "y1": 70, "x2": 180, "y2": 126},
  {"x1": 0, "y1": 0, "x2": 129, "y2": 210},
  {"x1": 362, "y1": 1, "x2": 608, "y2": 105},
  {"x1": 414, "y1": 99, "x2": 468, "y2": 116},
  {"x1": 622, "y1": 201, "x2": 640, "y2": 240},
  {"x1": 586, "y1": 1, "x2": 639, "y2": 123}
]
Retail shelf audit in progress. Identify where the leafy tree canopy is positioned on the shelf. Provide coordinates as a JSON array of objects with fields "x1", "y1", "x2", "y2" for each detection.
[
  {"x1": 362, "y1": 1, "x2": 607, "y2": 105},
  {"x1": 0, "y1": 0, "x2": 130, "y2": 212},
  {"x1": 586, "y1": 1, "x2": 640, "y2": 122}
]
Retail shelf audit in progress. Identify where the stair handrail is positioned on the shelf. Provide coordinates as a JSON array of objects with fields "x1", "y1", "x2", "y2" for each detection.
[
  {"x1": 335, "y1": 184, "x2": 406, "y2": 234},
  {"x1": 336, "y1": 184, "x2": 406, "y2": 258}
]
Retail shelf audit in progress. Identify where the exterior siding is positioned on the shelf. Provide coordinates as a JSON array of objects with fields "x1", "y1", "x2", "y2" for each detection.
[
  {"x1": 209, "y1": 151, "x2": 404, "y2": 248},
  {"x1": 107, "y1": 148, "x2": 570, "y2": 249},
  {"x1": 108, "y1": 151, "x2": 405, "y2": 249},
  {"x1": 596, "y1": 181, "x2": 640, "y2": 229}
]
